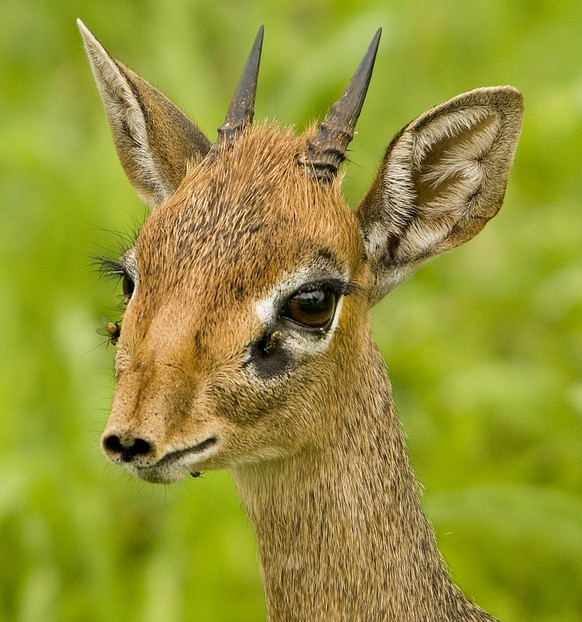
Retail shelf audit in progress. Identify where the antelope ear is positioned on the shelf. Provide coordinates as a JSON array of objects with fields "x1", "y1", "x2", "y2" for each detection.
[
  {"x1": 78, "y1": 20, "x2": 211, "y2": 208},
  {"x1": 356, "y1": 86, "x2": 523, "y2": 304}
]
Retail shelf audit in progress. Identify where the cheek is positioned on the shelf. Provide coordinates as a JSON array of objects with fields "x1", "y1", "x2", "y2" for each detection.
[
  {"x1": 205, "y1": 375, "x2": 290, "y2": 426},
  {"x1": 205, "y1": 363, "x2": 318, "y2": 446}
]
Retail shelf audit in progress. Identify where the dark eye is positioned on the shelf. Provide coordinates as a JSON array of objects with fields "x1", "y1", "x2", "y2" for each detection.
[
  {"x1": 281, "y1": 287, "x2": 338, "y2": 330},
  {"x1": 122, "y1": 274, "x2": 135, "y2": 304}
]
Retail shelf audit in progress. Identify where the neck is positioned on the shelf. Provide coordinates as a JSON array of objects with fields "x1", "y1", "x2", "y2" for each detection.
[{"x1": 232, "y1": 347, "x2": 496, "y2": 622}]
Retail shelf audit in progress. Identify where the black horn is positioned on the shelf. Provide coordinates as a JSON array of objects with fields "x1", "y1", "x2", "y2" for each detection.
[
  {"x1": 299, "y1": 28, "x2": 381, "y2": 182},
  {"x1": 216, "y1": 26, "x2": 264, "y2": 144}
]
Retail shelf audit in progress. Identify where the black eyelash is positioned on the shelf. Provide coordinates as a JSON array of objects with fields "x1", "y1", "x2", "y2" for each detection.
[
  {"x1": 94, "y1": 255, "x2": 127, "y2": 279},
  {"x1": 91, "y1": 223, "x2": 141, "y2": 279},
  {"x1": 292, "y1": 277, "x2": 357, "y2": 298}
]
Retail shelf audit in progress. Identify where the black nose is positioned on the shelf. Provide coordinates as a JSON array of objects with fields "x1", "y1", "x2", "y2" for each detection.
[{"x1": 103, "y1": 434, "x2": 153, "y2": 463}]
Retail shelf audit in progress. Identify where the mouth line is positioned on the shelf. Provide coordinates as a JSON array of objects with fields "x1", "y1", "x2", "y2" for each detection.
[{"x1": 150, "y1": 436, "x2": 218, "y2": 470}]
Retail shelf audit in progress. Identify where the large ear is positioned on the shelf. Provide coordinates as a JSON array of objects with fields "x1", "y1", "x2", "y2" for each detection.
[
  {"x1": 78, "y1": 20, "x2": 211, "y2": 208},
  {"x1": 356, "y1": 86, "x2": 523, "y2": 303}
]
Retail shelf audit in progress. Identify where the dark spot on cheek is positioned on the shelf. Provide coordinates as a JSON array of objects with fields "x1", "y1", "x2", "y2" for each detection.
[{"x1": 244, "y1": 331, "x2": 292, "y2": 380}]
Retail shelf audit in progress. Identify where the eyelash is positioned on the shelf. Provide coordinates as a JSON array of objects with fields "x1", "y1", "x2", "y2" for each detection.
[
  {"x1": 277, "y1": 279, "x2": 355, "y2": 311},
  {"x1": 96, "y1": 257, "x2": 127, "y2": 279},
  {"x1": 96, "y1": 255, "x2": 135, "y2": 292},
  {"x1": 296, "y1": 278, "x2": 354, "y2": 296}
]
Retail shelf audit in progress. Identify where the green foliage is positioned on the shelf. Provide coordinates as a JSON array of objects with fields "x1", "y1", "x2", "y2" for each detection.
[{"x1": 1, "y1": 1, "x2": 581, "y2": 620}]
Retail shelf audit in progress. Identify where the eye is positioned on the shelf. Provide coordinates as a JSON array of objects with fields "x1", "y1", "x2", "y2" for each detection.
[
  {"x1": 281, "y1": 287, "x2": 338, "y2": 330},
  {"x1": 122, "y1": 274, "x2": 135, "y2": 305}
]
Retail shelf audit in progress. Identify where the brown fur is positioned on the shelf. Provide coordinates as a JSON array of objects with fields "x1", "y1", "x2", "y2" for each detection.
[{"x1": 79, "y1": 21, "x2": 523, "y2": 621}]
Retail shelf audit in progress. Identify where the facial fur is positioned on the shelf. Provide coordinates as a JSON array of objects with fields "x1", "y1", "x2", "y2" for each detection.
[{"x1": 105, "y1": 124, "x2": 370, "y2": 482}]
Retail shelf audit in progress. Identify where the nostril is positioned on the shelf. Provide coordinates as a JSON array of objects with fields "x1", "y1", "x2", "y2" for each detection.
[
  {"x1": 103, "y1": 434, "x2": 153, "y2": 463},
  {"x1": 104, "y1": 434, "x2": 123, "y2": 454},
  {"x1": 130, "y1": 438, "x2": 151, "y2": 457}
]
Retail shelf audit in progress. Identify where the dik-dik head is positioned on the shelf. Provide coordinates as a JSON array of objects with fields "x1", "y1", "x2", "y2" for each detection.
[{"x1": 80, "y1": 22, "x2": 523, "y2": 484}]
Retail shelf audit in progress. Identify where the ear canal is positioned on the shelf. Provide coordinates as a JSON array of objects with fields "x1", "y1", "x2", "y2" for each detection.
[
  {"x1": 216, "y1": 26, "x2": 264, "y2": 145},
  {"x1": 298, "y1": 28, "x2": 381, "y2": 183},
  {"x1": 77, "y1": 19, "x2": 211, "y2": 209}
]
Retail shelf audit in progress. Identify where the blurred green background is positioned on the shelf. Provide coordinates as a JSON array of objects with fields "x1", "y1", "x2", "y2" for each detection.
[{"x1": 1, "y1": 0, "x2": 581, "y2": 620}]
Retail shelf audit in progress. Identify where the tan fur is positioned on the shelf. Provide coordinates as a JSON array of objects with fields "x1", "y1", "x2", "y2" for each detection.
[{"x1": 79, "y1": 21, "x2": 523, "y2": 621}]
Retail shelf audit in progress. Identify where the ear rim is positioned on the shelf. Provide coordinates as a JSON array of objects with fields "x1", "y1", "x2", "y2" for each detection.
[
  {"x1": 357, "y1": 85, "x2": 524, "y2": 304},
  {"x1": 78, "y1": 19, "x2": 211, "y2": 209}
]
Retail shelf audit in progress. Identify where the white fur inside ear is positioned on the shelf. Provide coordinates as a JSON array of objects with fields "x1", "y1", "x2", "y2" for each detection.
[
  {"x1": 411, "y1": 106, "x2": 500, "y2": 171},
  {"x1": 413, "y1": 108, "x2": 501, "y2": 207},
  {"x1": 383, "y1": 106, "x2": 503, "y2": 260},
  {"x1": 356, "y1": 86, "x2": 523, "y2": 303}
]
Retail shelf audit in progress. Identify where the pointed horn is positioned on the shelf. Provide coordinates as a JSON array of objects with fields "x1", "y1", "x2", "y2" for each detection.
[
  {"x1": 299, "y1": 28, "x2": 381, "y2": 182},
  {"x1": 216, "y1": 26, "x2": 264, "y2": 144}
]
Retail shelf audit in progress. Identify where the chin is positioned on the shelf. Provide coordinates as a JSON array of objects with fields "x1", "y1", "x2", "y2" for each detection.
[{"x1": 131, "y1": 465, "x2": 189, "y2": 485}]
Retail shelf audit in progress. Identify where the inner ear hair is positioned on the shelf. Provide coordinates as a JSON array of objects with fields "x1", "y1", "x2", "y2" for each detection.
[{"x1": 357, "y1": 86, "x2": 523, "y2": 302}]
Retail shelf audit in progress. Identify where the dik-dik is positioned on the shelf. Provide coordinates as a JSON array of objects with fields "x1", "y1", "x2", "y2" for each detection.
[{"x1": 80, "y1": 20, "x2": 523, "y2": 622}]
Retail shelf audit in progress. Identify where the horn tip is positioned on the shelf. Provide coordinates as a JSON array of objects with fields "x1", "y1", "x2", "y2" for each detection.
[
  {"x1": 254, "y1": 25, "x2": 265, "y2": 51},
  {"x1": 217, "y1": 26, "x2": 265, "y2": 144},
  {"x1": 367, "y1": 28, "x2": 382, "y2": 59}
]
